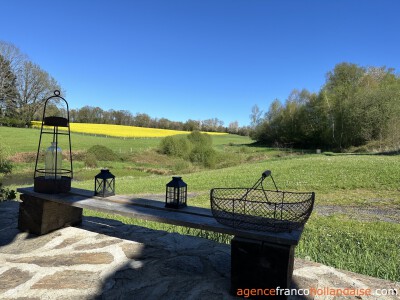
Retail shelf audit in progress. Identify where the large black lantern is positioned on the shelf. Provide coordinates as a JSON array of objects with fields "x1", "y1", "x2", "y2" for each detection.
[
  {"x1": 34, "y1": 91, "x2": 73, "y2": 194},
  {"x1": 165, "y1": 176, "x2": 187, "y2": 209},
  {"x1": 95, "y1": 168, "x2": 115, "y2": 197}
]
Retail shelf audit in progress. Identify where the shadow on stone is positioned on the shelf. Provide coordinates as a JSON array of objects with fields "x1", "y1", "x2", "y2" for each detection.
[
  {"x1": 0, "y1": 201, "x2": 40, "y2": 247},
  {"x1": 80, "y1": 216, "x2": 233, "y2": 299}
]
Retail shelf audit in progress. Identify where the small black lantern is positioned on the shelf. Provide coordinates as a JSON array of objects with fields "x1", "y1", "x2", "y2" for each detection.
[
  {"x1": 94, "y1": 168, "x2": 115, "y2": 197},
  {"x1": 165, "y1": 176, "x2": 187, "y2": 209},
  {"x1": 34, "y1": 90, "x2": 73, "y2": 194}
]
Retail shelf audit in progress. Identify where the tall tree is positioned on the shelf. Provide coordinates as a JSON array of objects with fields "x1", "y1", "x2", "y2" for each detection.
[
  {"x1": 228, "y1": 121, "x2": 239, "y2": 134},
  {"x1": 250, "y1": 104, "x2": 262, "y2": 128},
  {"x1": 133, "y1": 113, "x2": 151, "y2": 127},
  {"x1": 0, "y1": 41, "x2": 62, "y2": 125},
  {"x1": 322, "y1": 63, "x2": 366, "y2": 149},
  {"x1": 15, "y1": 61, "x2": 61, "y2": 124},
  {"x1": 0, "y1": 54, "x2": 18, "y2": 117}
]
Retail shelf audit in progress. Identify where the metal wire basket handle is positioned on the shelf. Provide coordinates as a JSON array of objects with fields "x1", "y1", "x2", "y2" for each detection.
[{"x1": 241, "y1": 170, "x2": 278, "y2": 202}]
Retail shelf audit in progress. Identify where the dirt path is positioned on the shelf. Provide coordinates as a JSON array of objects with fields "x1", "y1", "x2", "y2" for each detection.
[{"x1": 315, "y1": 205, "x2": 400, "y2": 223}]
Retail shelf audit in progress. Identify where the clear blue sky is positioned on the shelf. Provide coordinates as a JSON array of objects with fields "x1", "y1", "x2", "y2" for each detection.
[{"x1": 1, "y1": 0, "x2": 399, "y2": 126}]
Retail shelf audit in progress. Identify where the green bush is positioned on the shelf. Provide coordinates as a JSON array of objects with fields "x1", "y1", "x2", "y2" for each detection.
[
  {"x1": 159, "y1": 131, "x2": 217, "y2": 168},
  {"x1": 159, "y1": 136, "x2": 191, "y2": 158},
  {"x1": 0, "y1": 145, "x2": 13, "y2": 174},
  {"x1": 0, "y1": 160, "x2": 12, "y2": 174},
  {"x1": 0, "y1": 117, "x2": 27, "y2": 128},
  {"x1": 187, "y1": 130, "x2": 212, "y2": 147},
  {"x1": 0, "y1": 182, "x2": 16, "y2": 202},
  {"x1": 87, "y1": 145, "x2": 116, "y2": 161},
  {"x1": 84, "y1": 152, "x2": 98, "y2": 168},
  {"x1": 189, "y1": 144, "x2": 217, "y2": 168}
]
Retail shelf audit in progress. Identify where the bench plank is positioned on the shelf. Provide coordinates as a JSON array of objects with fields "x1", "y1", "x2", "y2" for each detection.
[{"x1": 17, "y1": 187, "x2": 303, "y2": 245}]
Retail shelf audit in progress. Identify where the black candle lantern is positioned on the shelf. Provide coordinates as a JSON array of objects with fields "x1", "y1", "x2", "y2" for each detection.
[
  {"x1": 34, "y1": 91, "x2": 73, "y2": 194},
  {"x1": 165, "y1": 176, "x2": 187, "y2": 208},
  {"x1": 94, "y1": 168, "x2": 115, "y2": 197}
]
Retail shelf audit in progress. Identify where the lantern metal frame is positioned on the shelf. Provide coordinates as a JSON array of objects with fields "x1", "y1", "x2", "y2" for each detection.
[
  {"x1": 94, "y1": 168, "x2": 115, "y2": 197},
  {"x1": 165, "y1": 176, "x2": 187, "y2": 209},
  {"x1": 33, "y1": 90, "x2": 73, "y2": 194}
]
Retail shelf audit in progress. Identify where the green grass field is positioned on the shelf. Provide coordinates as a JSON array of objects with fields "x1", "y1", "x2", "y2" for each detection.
[
  {"x1": 1, "y1": 126, "x2": 399, "y2": 282},
  {"x1": 0, "y1": 126, "x2": 252, "y2": 153}
]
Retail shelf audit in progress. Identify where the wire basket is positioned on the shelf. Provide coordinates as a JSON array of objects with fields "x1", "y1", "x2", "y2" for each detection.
[{"x1": 210, "y1": 170, "x2": 315, "y2": 232}]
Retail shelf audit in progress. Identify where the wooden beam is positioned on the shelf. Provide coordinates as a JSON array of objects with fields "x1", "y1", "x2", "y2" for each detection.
[{"x1": 17, "y1": 187, "x2": 303, "y2": 245}]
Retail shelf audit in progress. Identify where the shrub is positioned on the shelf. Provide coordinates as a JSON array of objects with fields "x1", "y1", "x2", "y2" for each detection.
[
  {"x1": 84, "y1": 152, "x2": 98, "y2": 168},
  {"x1": 0, "y1": 145, "x2": 13, "y2": 174},
  {"x1": 87, "y1": 145, "x2": 116, "y2": 161},
  {"x1": 0, "y1": 160, "x2": 13, "y2": 174},
  {"x1": 0, "y1": 182, "x2": 16, "y2": 202},
  {"x1": 159, "y1": 136, "x2": 191, "y2": 158},
  {"x1": 187, "y1": 130, "x2": 212, "y2": 147},
  {"x1": 159, "y1": 131, "x2": 218, "y2": 168},
  {"x1": 0, "y1": 117, "x2": 27, "y2": 128},
  {"x1": 189, "y1": 144, "x2": 217, "y2": 168}
]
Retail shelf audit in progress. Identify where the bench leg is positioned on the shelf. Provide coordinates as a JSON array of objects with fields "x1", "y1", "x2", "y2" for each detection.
[
  {"x1": 18, "y1": 194, "x2": 83, "y2": 235},
  {"x1": 231, "y1": 236, "x2": 294, "y2": 299}
]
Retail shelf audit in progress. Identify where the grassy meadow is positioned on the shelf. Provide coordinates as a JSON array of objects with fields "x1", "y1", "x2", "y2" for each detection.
[{"x1": 0, "y1": 125, "x2": 399, "y2": 282}]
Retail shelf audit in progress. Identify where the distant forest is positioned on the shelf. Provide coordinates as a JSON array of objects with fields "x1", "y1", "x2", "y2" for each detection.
[
  {"x1": 66, "y1": 106, "x2": 250, "y2": 135},
  {"x1": 251, "y1": 63, "x2": 400, "y2": 151}
]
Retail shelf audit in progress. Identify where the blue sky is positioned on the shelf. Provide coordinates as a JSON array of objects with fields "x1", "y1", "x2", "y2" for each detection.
[{"x1": 1, "y1": 0, "x2": 399, "y2": 126}]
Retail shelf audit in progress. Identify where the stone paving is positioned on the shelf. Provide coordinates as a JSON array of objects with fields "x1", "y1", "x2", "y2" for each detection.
[{"x1": 0, "y1": 201, "x2": 399, "y2": 299}]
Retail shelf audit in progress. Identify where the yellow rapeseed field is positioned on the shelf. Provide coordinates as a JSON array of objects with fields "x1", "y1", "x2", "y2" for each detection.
[{"x1": 31, "y1": 121, "x2": 227, "y2": 138}]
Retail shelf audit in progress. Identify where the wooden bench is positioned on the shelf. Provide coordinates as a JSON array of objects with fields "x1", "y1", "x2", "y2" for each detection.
[{"x1": 17, "y1": 187, "x2": 304, "y2": 297}]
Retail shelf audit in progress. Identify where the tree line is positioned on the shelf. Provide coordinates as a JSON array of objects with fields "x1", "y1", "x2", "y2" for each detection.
[
  {"x1": 251, "y1": 63, "x2": 400, "y2": 151},
  {"x1": 66, "y1": 106, "x2": 250, "y2": 135},
  {"x1": 0, "y1": 41, "x2": 249, "y2": 135}
]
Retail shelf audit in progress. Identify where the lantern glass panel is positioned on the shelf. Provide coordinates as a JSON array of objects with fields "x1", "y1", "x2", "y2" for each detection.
[{"x1": 45, "y1": 142, "x2": 62, "y2": 179}]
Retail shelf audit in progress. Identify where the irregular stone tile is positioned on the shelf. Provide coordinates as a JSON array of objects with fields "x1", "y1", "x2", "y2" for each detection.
[
  {"x1": 100, "y1": 268, "x2": 144, "y2": 297},
  {"x1": 54, "y1": 237, "x2": 83, "y2": 249},
  {"x1": 123, "y1": 230, "x2": 169, "y2": 246},
  {"x1": 0, "y1": 231, "x2": 62, "y2": 254},
  {"x1": 207, "y1": 250, "x2": 230, "y2": 276},
  {"x1": 10, "y1": 297, "x2": 40, "y2": 300},
  {"x1": 32, "y1": 270, "x2": 100, "y2": 289},
  {"x1": 192, "y1": 289, "x2": 231, "y2": 300},
  {"x1": 0, "y1": 228, "x2": 20, "y2": 247},
  {"x1": 340, "y1": 268, "x2": 400, "y2": 291},
  {"x1": 9, "y1": 252, "x2": 114, "y2": 266},
  {"x1": 74, "y1": 239, "x2": 120, "y2": 250},
  {"x1": 294, "y1": 257, "x2": 321, "y2": 269},
  {"x1": 160, "y1": 255, "x2": 204, "y2": 276},
  {"x1": 120, "y1": 242, "x2": 145, "y2": 259},
  {"x1": 120, "y1": 243, "x2": 170, "y2": 260},
  {"x1": 291, "y1": 274, "x2": 319, "y2": 300},
  {"x1": 101, "y1": 278, "x2": 170, "y2": 300},
  {"x1": 0, "y1": 268, "x2": 33, "y2": 292},
  {"x1": 157, "y1": 232, "x2": 211, "y2": 252}
]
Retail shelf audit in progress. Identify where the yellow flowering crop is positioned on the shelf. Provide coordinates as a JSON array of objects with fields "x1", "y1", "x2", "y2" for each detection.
[{"x1": 31, "y1": 121, "x2": 227, "y2": 138}]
